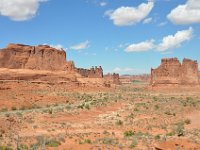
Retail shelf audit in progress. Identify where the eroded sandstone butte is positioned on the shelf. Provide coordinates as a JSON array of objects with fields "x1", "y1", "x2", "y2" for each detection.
[
  {"x1": 76, "y1": 66, "x2": 103, "y2": 78},
  {"x1": 104, "y1": 73, "x2": 121, "y2": 85},
  {"x1": 0, "y1": 44, "x2": 74, "y2": 71},
  {"x1": 151, "y1": 58, "x2": 200, "y2": 86},
  {"x1": 0, "y1": 44, "x2": 105, "y2": 83}
]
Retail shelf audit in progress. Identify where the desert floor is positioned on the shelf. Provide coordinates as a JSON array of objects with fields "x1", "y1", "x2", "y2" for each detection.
[{"x1": 0, "y1": 81, "x2": 200, "y2": 150}]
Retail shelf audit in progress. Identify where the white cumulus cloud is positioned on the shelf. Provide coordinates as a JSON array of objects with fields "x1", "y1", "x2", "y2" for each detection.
[
  {"x1": 157, "y1": 27, "x2": 193, "y2": 51},
  {"x1": 0, "y1": 0, "x2": 48, "y2": 21},
  {"x1": 125, "y1": 40, "x2": 155, "y2": 52},
  {"x1": 124, "y1": 27, "x2": 194, "y2": 53},
  {"x1": 50, "y1": 44, "x2": 66, "y2": 51},
  {"x1": 105, "y1": 1, "x2": 154, "y2": 26},
  {"x1": 100, "y1": 2, "x2": 107, "y2": 7},
  {"x1": 113, "y1": 67, "x2": 135, "y2": 73},
  {"x1": 167, "y1": 0, "x2": 200, "y2": 25},
  {"x1": 158, "y1": 21, "x2": 167, "y2": 27},
  {"x1": 143, "y1": 17, "x2": 152, "y2": 24},
  {"x1": 112, "y1": 67, "x2": 146, "y2": 74},
  {"x1": 70, "y1": 40, "x2": 90, "y2": 50}
]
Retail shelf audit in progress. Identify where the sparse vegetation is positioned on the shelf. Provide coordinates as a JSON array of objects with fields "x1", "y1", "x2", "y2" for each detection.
[
  {"x1": 48, "y1": 108, "x2": 53, "y2": 114},
  {"x1": 155, "y1": 135, "x2": 161, "y2": 140},
  {"x1": 79, "y1": 138, "x2": 92, "y2": 145},
  {"x1": 45, "y1": 139, "x2": 61, "y2": 147},
  {"x1": 175, "y1": 122, "x2": 185, "y2": 136},
  {"x1": 166, "y1": 132, "x2": 175, "y2": 136},
  {"x1": 124, "y1": 130, "x2": 135, "y2": 137},
  {"x1": 115, "y1": 120, "x2": 123, "y2": 126},
  {"x1": 130, "y1": 139, "x2": 138, "y2": 149},
  {"x1": 154, "y1": 105, "x2": 159, "y2": 110},
  {"x1": 85, "y1": 103, "x2": 90, "y2": 110},
  {"x1": 0, "y1": 146, "x2": 13, "y2": 150},
  {"x1": 11, "y1": 106, "x2": 17, "y2": 111},
  {"x1": 0, "y1": 108, "x2": 8, "y2": 112},
  {"x1": 19, "y1": 106, "x2": 26, "y2": 110},
  {"x1": 185, "y1": 119, "x2": 191, "y2": 125},
  {"x1": 17, "y1": 144, "x2": 28, "y2": 150},
  {"x1": 0, "y1": 81, "x2": 200, "y2": 149}
]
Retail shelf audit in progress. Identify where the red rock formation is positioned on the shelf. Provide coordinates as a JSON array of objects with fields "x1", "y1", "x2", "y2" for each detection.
[
  {"x1": 76, "y1": 66, "x2": 103, "y2": 78},
  {"x1": 104, "y1": 73, "x2": 121, "y2": 85},
  {"x1": 181, "y1": 58, "x2": 199, "y2": 85},
  {"x1": 0, "y1": 43, "x2": 106, "y2": 82},
  {"x1": 0, "y1": 44, "x2": 75, "y2": 71},
  {"x1": 151, "y1": 58, "x2": 199, "y2": 86}
]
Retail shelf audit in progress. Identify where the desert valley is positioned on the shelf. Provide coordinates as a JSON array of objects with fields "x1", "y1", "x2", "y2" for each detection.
[
  {"x1": 1, "y1": 0, "x2": 200, "y2": 149},
  {"x1": 0, "y1": 44, "x2": 200, "y2": 150}
]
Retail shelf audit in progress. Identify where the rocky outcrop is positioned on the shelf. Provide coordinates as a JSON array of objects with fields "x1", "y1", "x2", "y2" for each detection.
[
  {"x1": 151, "y1": 58, "x2": 199, "y2": 86},
  {"x1": 0, "y1": 44, "x2": 75, "y2": 71},
  {"x1": 0, "y1": 43, "x2": 105, "y2": 83},
  {"x1": 104, "y1": 73, "x2": 121, "y2": 85},
  {"x1": 0, "y1": 68, "x2": 77, "y2": 83},
  {"x1": 181, "y1": 58, "x2": 199, "y2": 85},
  {"x1": 76, "y1": 66, "x2": 103, "y2": 78}
]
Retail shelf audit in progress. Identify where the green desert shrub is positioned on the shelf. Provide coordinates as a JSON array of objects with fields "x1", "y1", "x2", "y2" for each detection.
[
  {"x1": 84, "y1": 139, "x2": 92, "y2": 144},
  {"x1": 124, "y1": 130, "x2": 135, "y2": 137},
  {"x1": 174, "y1": 122, "x2": 185, "y2": 136},
  {"x1": 11, "y1": 106, "x2": 17, "y2": 111},
  {"x1": 130, "y1": 139, "x2": 137, "y2": 149},
  {"x1": 0, "y1": 108, "x2": 8, "y2": 112},
  {"x1": 0, "y1": 145, "x2": 13, "y2": 150},
  {"x1": 17, "y1": 144, "x2": 28, "y2": 150},
  {"x1": 154, "y1": 135, "x2": 161, "y2": 140},
  {"x1": 45, "y1": 139, "x2": 61, "y2": 147}
]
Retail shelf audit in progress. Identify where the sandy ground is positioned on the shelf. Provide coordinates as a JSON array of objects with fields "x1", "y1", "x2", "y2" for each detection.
[{"x1": 0, "y1": 81, "x2": 200, "y2": 149}]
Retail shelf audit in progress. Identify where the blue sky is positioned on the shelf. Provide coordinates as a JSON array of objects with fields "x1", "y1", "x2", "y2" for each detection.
[{"x1": 0, "y1": 0, "x2": 200, "y2": 74}]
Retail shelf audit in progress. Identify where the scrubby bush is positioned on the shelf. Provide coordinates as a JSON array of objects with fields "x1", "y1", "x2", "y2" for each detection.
[
  {"x1": 11, "y1": 106, "x2": 17, "y2": 111},
  {"x1": 17, "y1": 144, "x2": 28, "y2": 150},
  {"x1": 0, "y1": 108, "x2": 8, "y2": 112},
  {"x1": 155, "y1": 135, "x2": 161, "y2": 140},
  {"x1": 175, "y1": 122, "x2": 185, "y2": 136},
  {"x1": 84, "y1": 139, "x2": 92, "y2": 144},
  {"x1": 184, "y1": 119, "x2": 191, "y2": 125},
  {"x1": 0, "y1": 145, "x2": 13, "y2": 150},
  {"x1": 45, "y1": 139, "x2": 61, "y2": 147},
  {"x1": 130, "y1": 139, "x2": 137, "y2": 149},
  {"x1": 115, "y1": 120, "x2": 123, "y2": 126},
  {"x1": 124, "y1": 130, "x2": 135, "y2": 137}
]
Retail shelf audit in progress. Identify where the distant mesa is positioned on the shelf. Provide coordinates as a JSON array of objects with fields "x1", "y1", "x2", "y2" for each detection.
[{"x1": 151, "y1": 57, "x2": 200, "y2": 86}]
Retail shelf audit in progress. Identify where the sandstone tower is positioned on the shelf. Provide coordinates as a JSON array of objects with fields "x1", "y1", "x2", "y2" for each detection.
[{"x1": 151, "y1": 58, "x2": 199, "y2": 86}]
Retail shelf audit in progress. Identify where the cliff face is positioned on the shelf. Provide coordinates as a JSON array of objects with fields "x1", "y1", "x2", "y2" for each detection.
[
  {"x1": 0, "y1": 43, "x2": 104, "y2": 79},
  {"x1": 181, "y1": 58, "x2": 199, "y2": 85},
  {"x1": 104, "y1": 73, "x2": 121, "y2": 85},
  {"x1": 0, "y1": 44, "x2": 74, "y2": 71},
  {"x1": 151, "y1": 58, "x2": 199, "y2": 86},
  {"x1": 76, "y1": 66, "x2": 103, "y2": 78}
]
